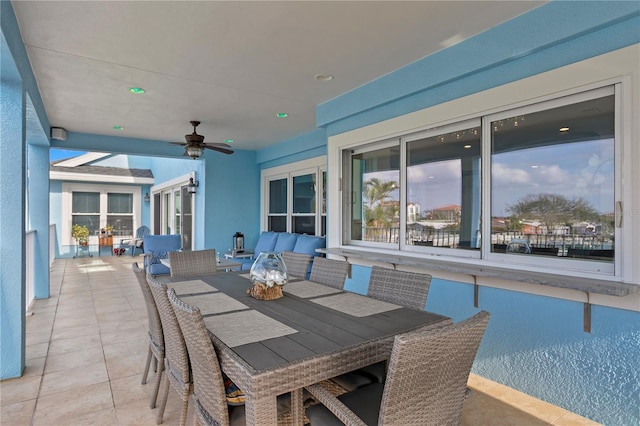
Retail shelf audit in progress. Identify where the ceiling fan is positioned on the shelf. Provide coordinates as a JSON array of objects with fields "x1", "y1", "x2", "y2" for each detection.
[{"x1": 170, "y1": 121, "x2": 234, "y2": 159}]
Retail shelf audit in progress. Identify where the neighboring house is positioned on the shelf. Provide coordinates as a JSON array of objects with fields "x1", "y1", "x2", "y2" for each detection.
[{"x1": 50, "y1": 153, "x2": 154, "y2": 257}]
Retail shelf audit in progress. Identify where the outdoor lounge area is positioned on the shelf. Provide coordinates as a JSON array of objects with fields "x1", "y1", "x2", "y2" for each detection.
[{"x1": 0, "y1": 255, "x2": 598, "y2": 425}]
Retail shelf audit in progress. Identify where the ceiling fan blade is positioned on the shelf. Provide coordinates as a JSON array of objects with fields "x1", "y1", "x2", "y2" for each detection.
[
  {"x1": 204, "y1": 145, "x2": 234, "y2": 155},
  {"x1": 204, "y1": 142, "x2": 232, "y2": 149},
  {"x1": 170, "y1": 141, "x2": 187, "y2": 146}
]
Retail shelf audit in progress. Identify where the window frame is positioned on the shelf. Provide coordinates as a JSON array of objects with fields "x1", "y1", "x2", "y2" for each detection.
[
  {"x1": 334, "y1": 81, "x2": 627, "y2": 280},
  {"x1": 62, "y1": 183, "x2": 142, "y2": 245},
  {"x1": 261, "y1": 157, "x2": 327, "y2": 236}
]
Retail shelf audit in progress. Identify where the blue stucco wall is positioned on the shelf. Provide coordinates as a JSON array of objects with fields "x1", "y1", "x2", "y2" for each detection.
[{"x1": 345, "y1": 265, "x2": 640, "y2": 425}]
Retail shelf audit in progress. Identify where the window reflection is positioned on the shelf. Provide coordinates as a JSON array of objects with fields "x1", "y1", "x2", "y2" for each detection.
[
  {"x1": 491, "y1": 94, "x2": 615, "y2": 262},
  {"x1": 406, "y1": 126, "x2": 481, "y2": 250}
]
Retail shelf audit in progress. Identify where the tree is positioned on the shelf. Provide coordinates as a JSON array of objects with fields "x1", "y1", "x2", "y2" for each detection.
[
  {"x1": 506, "y1": 193, "x2": 599, "y2": 232},
  {"x1": 363, "y1": 178, "x2": 397, "y2": 208}
]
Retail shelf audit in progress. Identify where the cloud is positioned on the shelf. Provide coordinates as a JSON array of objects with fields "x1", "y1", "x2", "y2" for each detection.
[{"x1": 492, "y1": 163, "x2": 530, "y2": 184}]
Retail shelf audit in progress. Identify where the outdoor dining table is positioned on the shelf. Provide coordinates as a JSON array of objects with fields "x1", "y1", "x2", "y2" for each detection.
[{"x1": 166, "y1": 272, "x2": 450, "y2": 425}]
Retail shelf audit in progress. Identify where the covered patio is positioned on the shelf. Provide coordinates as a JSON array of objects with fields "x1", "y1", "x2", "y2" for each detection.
[{"x1": 1, "y1": 255, "x2": 596, "y2": 425}]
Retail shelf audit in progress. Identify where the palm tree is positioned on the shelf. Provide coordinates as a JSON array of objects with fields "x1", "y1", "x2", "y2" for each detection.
[{"x1": 363, "y1": 178, "x2": 398, "y2": 241}]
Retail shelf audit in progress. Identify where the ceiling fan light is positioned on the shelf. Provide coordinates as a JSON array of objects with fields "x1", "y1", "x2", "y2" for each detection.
[{"x1": 186, "y1": 145, "x2": 204, "y2": 159}]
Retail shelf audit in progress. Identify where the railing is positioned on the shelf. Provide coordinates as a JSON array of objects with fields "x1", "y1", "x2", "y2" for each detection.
[{"x1": 25, "y1": 230, "x2": 35, "y2": 314}]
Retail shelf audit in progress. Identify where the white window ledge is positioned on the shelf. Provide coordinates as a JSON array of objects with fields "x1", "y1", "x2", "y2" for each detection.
[{"x1": 320, "y1": 247, "x2": 638, "y2": 297}]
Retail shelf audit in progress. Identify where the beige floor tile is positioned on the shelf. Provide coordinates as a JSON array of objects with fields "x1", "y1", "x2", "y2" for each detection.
[
  {"x1": 25, "y1": 342, "x2": 49, "y2": 361},
  {"x1": 105, "y1": 351, "x2": 148, "y2": 381},
  {"x1": 47, "y1": 333, "x2": 102, "y2": 355},
  {"x1": 461, "y1": 388, "x2": 549, "y2": 426},
  {"x1": 50, "y1": 323, "x2": 100, "y2": 341},
  {"x1": 22, "y1": 356, "x2": 46, "y2": 378},
  {"x1": 52, "y1": 313, "x2": 98, "y2": 329},
  {"x1": 110, "y1": 372, "x2": 157, "y2": 407},
  {"x1": 44, "y1": 346, "x2": 105, "y2": 374},
  {"x1": 54, "y1": 406, "x2": 118, "y2": 426},
  {"x1": 114, "y1": 397, "x2": 161, "y2": 425},
  {"x1": 489, "y1": 381, "x2": 567, "y2": 424},
  {"x1": 32, "y1": 382, "x2": 113, "y2": 425},
  {"x1": 25, "y1": 330, "x2": 53, "y2": 346},
  {"x1": 100, "y1": 324, "x2": 147, "y2": 346},
  {"x1": 0, "y1": 376, "x2": 41, "y2": 406},
  {"x1": 39, "y1": 361, "x2": 109, "y2": 397},
  {"x1": 552, "y1": 411, "x2": 601, "y2": 425},
  {"x1": 0, "y1": 398, "x2": 36, "y2": 424}
]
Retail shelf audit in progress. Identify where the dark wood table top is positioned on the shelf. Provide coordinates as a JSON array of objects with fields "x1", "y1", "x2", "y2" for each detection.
[{"x1": 168, "y1": 272, "x2": 449, "y2": 425}]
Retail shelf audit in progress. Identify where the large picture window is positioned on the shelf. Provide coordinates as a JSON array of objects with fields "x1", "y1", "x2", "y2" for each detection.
[{"x1": 341, "y1": 85, "x2": 619, "y2": 275}]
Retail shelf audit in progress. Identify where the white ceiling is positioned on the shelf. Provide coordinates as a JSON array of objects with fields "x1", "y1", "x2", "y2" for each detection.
[{"x1": 13, "y1": 1, "x2": 544, "y2": 152}]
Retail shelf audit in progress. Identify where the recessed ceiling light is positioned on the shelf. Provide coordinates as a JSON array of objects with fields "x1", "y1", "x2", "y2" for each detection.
[
  {"x1": 315, "y1": 74, "x2": 334, "y2": 82},
  {"x1": 464, "y1": 144, "x2": 472, "y2": 149},
  {"x1": 531, "y1": 165, "x2": 539, "y2": 168},
  {"x1": 559, "y1": 127, "x2": 570, "y2": 132},
  {"x1": 276, "y1": 113, "x2": 289, "y2": 118},
  {"x1": 129, "y1": 87, "x2": 145, "y2": 94},
  {"x1": 113, "y1": 125, "x2": 124, "y2": 130},
  {"x1": 225, "y1": 139, "x2": 234, "y2": 144}
]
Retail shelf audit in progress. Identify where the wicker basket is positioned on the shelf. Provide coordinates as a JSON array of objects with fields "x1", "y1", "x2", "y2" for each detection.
[{"x1": 247, "y1": 282, "x2": 284, "y2": 300}]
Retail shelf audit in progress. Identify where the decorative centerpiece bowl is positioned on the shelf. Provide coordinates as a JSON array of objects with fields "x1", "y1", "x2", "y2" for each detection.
[{"x1": 247, "y1": 252, "x2": 288, "y2": 300}]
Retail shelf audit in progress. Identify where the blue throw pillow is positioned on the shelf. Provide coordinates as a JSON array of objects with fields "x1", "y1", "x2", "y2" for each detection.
[
  {"x1": 274, "y1": 233, "x2": 298, "y2": 252},
  {"x1": 253, "y1": 232, "x2": 278, "y2": 255},
  {"x1": 293, "y1": 234, "x2": 325, "y2": 257}
]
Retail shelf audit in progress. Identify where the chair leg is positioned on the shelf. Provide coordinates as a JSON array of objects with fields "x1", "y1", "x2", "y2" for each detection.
[
  {"x1": 156, "y1": 372, "x2": 170, "y2": 425},
  {"x1": 142, "y1": 347, "x2": 152, "y2": 385},
  {"x1": 179, "y1": 395, "x2": 189, "y2": 426},
  {"x1": 150, "y1": 356, "x2": 163, "y2": 409}
]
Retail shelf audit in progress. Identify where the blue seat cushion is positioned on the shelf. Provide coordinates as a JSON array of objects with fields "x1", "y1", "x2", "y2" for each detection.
[
  {"x1": 149, "y1": 263, "x2": 171, "y2": 275},
  {"x1": 292, "y1": 234, "x2": 325, "y2": 257},
  {"x1": 253, "y1": 231, "x2": 278, "y2": 255},
  {"x1": 274, "y1": 232, "x2": 298, "y2": 253}
]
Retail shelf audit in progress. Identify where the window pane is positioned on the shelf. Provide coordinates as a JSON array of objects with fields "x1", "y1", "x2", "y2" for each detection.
[
  {"x1": 406, "y1": 125, "x2": 481, "y2": 250},
  {"x1": 293, "y1": 216, "x2": 315, "y2": 235},
  {"x1": 72, "y1": 215, "x2": 99, "y2": 234},
  {"x1": 107, "y1": 216, "x2": 132, "y2": 236},
  {"x1": 351, "y1": 145, "x2": 400, "y2": 243},
  {"x1": 268, "y1": 216, "x2": 286, "y2": 232},
  {"x1": 107, "y1": 193, "x2": 132, "y2": 213},
  {"x1": 491, "y1": 94, "x2": 614, "y2": 262},
  {"x1": 293, "y1": 174, "x2": 316, "y2": 213},
  {"x1": 72, "y1": 192, "x2": 99, "y2": 213},
  {"x1": 269, "y1": 179, "x2": 287, "y2": 214}
]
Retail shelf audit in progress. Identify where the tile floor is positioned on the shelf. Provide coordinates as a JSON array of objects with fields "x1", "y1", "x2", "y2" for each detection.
[{"x1": 1, "y1": 255, "x2": 600, "y2": 425}]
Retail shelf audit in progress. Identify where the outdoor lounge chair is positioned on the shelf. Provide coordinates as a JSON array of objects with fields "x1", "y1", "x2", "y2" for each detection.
[{"x1": 120, "y1": 225, "x2": 151, "y2": 256}]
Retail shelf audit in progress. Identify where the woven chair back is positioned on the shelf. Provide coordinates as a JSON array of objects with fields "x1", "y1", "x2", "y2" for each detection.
[
  {"x1": 168, "y1": 289, "x2": 231, "y2": 426},
  {"x1": 368, "y1": 266, "x2": 431, "y2": 311},
  {"x1": 169, "y1": 249, "x2": 218, "y2": 277},
  {"x1": 281, "y1": 251, "x2": 312, "y2": 278},
  {"x1": 146, "y1": 274, "x2": 191, "y2": 386},
  {"x1": 132, "y1": 263, "x2": 164, "y2": 352},
  {"x1": 309, "y1": 257, "x2": 349, "y2": 289},
  {"x1": 379, "y1": 310, "x2": 490, "y2": 425}
]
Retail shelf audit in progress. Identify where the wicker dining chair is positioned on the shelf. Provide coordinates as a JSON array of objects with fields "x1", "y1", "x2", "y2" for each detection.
[
  {"x1": 169, "y1": 249, "x2": 218, "y2": 278},
  {"x1": 367, "y1": 266, "x2": 432, "y2": 311},
  {"x1": 147, "y1": 274, "x2": 193, "y2": 426},
  {"x1": 168, "y1": 288, "x2": 294, "y2": 425},
  {"x1": 282, "y1": 251, "x2": 313, "y2": 279},
  {"x1": 306, "y1": 311, "x2": 491, "y2": 426},
  {"x1": 331, "y1": 266, "x2": 435, "y2": 392},
  {"x1": 309, "y1": 257, "x2": 349, "y2": 289},
  {"x1": 132, "y1": 263, "x2": 165, "y2": 409}
]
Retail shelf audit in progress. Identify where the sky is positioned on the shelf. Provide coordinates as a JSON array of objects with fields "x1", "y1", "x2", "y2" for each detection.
[{"x1": 50, "y1": 149, "x2": 86, "y2": 162}]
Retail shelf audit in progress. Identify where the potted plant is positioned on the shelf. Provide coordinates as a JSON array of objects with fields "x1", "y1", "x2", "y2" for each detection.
[
  {"x1": 72, "y1": 224, "x2": 90, "y2": 246},
  {"x1": 100, "y1": 224, "x2": 114, "y2": 235}
]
